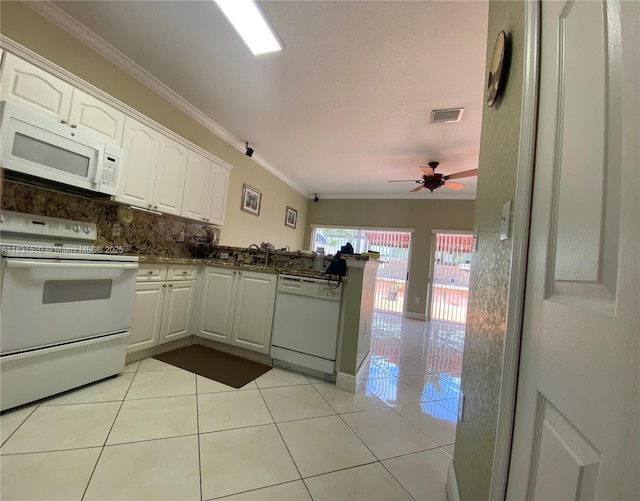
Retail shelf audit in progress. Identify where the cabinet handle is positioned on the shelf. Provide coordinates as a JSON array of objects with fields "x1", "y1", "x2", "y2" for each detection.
[
  {"x1": 147, "y1": 270, "x2": 153, "y2": 275},
  {"x1": 70, "y1": 124, "x2": 77, "y2": 128},
  {"x1": 148, "y1": 204, "x2": 152, "y2": 208},
  {"x1": 162, "y1": 284, "x2": 167, "y2": 288},
  {"x1": 182, "y1": 271, "x2": 188, "y2": 274},
  {"x1": 60, "y1": 118, "x2": 67, "y2": 124},
  {"x1": 168, "y1": 283, "x2": 173, "y2": 287},
  {"x1": 153, "y1": 205, "x2": 158, "y2": 209}
]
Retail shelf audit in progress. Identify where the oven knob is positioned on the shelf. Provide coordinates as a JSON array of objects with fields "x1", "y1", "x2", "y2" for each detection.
[
  {"x1": 72, "y1": 224, "x2": 80, "y2": 233},
  {"x1": 83, "y1": 226, "x2": 91, "y2": 234}
]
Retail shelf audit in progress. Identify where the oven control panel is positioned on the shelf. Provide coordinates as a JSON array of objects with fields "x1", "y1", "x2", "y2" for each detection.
[{"x1": 0, "y1": 210, "x2": 97, "y2": 243}]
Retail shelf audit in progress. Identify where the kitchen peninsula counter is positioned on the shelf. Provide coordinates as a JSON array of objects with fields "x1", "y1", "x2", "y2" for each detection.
[{"x1": 136, "y1": 254, "x2": 341, "y2": 280}]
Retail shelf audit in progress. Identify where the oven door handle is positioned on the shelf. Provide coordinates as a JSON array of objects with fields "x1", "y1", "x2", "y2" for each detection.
[{"x1": 5, "y1": 260, "x2": 139, "y2": 270}]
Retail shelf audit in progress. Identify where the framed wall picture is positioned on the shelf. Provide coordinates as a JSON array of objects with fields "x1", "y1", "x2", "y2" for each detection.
[
  {"x1": 285, "y1": 206, "x2": 297, "y2": 228},
  {"x1": 241, "y1": 184, "x2": 261, "y2": 216}
]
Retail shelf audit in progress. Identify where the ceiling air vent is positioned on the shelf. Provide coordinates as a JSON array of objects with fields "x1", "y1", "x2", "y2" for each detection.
[{"x1": 430, "y1": 108, "x2": 464, "y2": 123}]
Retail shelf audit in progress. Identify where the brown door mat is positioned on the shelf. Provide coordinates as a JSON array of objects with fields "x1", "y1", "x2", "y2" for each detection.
[{"x1": 153, "y1": 344, "x2": 272, "y2": 388}]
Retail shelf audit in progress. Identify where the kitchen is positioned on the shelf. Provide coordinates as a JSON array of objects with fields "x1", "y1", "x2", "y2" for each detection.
[{"x1": 0, "y1": 1, "x2": 483, "y2": 499}]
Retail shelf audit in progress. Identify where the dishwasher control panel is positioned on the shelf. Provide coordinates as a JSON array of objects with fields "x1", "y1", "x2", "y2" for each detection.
[{"x1": 278, "y1": 275, "x2": 342, "y2": 301}]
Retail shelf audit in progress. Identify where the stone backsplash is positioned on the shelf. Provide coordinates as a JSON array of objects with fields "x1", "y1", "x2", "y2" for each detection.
[{"x1": 1, "y1": 179, "x2": 220, "y2": 256}]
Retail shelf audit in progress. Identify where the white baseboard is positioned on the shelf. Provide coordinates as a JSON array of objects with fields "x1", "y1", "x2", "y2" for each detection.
[
  {"x1": 125, "y1": 337, "x2": 192, "y2": 365},
  {"x1": 192, "y1": 337, "x2": 272, "y2": 365},
  {"x1": 336, "y1": 352, "x2": 371, "y2": 393},
  {"x1": 336, "y1": 372, "x2": 357, "y2": 393},
  {"x1": 446, "y1": 461, "x2": 461, "y2": 501},
  {"x1": 405, "y1": 311, "x2": 427, "y2": 321}
]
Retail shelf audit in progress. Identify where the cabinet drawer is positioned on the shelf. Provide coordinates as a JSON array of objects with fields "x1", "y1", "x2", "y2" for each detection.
[
  {"x1": 167, "y1": 264, "x2": 198, "y2": 280},
  {"x1": 137, "y1": 264, "x2": 168, "y2": 282}
]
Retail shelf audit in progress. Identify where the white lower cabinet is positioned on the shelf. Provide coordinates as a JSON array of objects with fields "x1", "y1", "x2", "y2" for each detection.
[
  {"x1": 128, "y1": 264, "x2": 197, "y2": 353},
  {"x1": 197, "y1": 267, "x2": 277, "y2": 354}
]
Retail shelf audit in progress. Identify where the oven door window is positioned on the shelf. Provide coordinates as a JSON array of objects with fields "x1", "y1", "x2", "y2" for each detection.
[{"x1": 42, "y1": 279, "x2": 112, "y2": 304}]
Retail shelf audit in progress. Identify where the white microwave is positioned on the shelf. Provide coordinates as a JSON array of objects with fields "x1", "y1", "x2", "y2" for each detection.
[{"x1": 0, "y1": 101, "x2": 123, "y2": 196}]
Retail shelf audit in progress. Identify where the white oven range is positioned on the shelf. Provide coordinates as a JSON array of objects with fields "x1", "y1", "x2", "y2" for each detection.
[{"x1": 0, "y1": 210, "x2": 138, "y2": 411}]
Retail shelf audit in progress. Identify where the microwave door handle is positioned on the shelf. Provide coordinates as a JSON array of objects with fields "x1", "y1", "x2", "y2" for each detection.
[
  {"x1": 5, "y1": 260, "x2": 139, "y2": 270},
  {"x1": 93, "y1": 148, "x2": 104, "y2": 188}
]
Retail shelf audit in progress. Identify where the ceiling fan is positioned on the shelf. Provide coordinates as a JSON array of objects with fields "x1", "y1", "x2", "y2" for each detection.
[{"x1": 388, "y1": 161, "x2": 479, "y2": 193}]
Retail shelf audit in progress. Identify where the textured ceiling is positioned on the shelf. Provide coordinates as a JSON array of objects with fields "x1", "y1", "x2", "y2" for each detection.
[{"x1": 52, "y1": 0, "x2": 489, "y2": 199}]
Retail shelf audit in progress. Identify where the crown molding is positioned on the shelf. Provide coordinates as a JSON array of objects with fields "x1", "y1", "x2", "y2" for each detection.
[
  {"x1": 23, "y1": 0, "x2": 309, "y2": 197},
  {"x1": 317, "y1": 193, "x2": 476, "y2": 200}
]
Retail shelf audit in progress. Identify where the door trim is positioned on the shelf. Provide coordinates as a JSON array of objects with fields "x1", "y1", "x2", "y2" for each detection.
[
  {"x1": 426, "y1": 229, "x2": 473, "y2": 322},
  {"x1": 489, "y1": 1, "x2": 540, "y2": 499}
]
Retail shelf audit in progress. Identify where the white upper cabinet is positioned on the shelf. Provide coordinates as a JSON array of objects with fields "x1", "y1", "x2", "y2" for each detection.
[
  {"x1": 68, "y1": 89, "x2": 125, "y2": 145},
  {"x1": 1, "y1": 52, "x2": 230, "y2": 224},
  {"x1": 117, "y1": 116, "x2": 160, "y2": 208},
  {"x1": 181, "y1": 151, "x2": 229, "y2": 225},
  {"x1": 1, "y1": 54, "x2": 125, "y2": 145},
  {"x1": 1, "y1": 53, "x2": 73, "y2": 120},
  {"x1": 206, "y1": 161, "x2": 229, "y2": 226},
  {"x1": 181, "y1": 150, "x2": 211, "y2": 221},
  {"x1": 154, "y1": 136, "x2": 188, "y2": 216},
  {"x1": 117, "y1": 117, "x2": 188, "y2": 214}
]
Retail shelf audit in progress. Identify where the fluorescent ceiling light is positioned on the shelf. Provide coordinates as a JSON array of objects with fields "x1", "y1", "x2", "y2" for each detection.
[{"x1": 215, "y1": 0, "x2": 282, "y2": 56}]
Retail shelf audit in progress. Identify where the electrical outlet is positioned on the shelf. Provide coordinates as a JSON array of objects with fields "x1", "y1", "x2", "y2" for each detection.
[
  {"x1": 112, "y1": 223, "x2": 122, "y2": 237},
  {"x1": 178, "y1": 231, "x2": 185, "y2": 243},
  {"x1": 220, "y1": 252, "x2": 229, "y2": 260},
  {"x1": 414, "y1": 297, "x2": 420, "y2": 304}
]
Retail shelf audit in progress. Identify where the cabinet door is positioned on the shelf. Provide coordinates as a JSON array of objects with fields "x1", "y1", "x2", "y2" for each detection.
[
  {"x1": 159, "y1": 280, "x2": 196, "y2": 344},
  {"x1": 181, "y1": 150, "x2": 210, "y2": 221},
  {"x1": 116, "y1": 117, "x2": 160, "y2": 208},
  {"x1": 68, "y1": 89, "x2": 125, "y2": 145},
  {"x1": 205, "y1": 162, "x2": 229, "y2": 226},
  {"x1": 128, "y1": 282, "x2": 164, "y2": 353},
  {"x1": 231, "y1": 271, "x2": 277, "y2": 354},
  {"x1": 154, "y1": 136, "x2": 188, "y2": 215},
  {"x1": 197, "y1": 267, "x2": 237, "y2": 343},
  {"x1": 0, "y1": 53, "x2": 73, "y2": 121}
]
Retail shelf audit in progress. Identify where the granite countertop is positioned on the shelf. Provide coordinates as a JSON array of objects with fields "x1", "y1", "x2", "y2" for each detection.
[{"x1": 137, "y1": 255, "x2": 340, "y2": 280}]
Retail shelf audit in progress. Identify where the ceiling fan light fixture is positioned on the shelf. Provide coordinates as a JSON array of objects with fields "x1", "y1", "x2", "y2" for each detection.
[
  {"x1": 430, "y1": 108, "x2": 464, "y2": 123},
  {"x1": 214, "y1": 0, "x2": 282, "y2": 55}
]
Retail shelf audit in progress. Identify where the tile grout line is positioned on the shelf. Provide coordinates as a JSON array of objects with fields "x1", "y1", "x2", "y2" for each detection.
[
  {"x1": 0, "y1": 402, "x2": 40, "y2": 449},
  {"x1": 255, "y1": 377, "x2": 313, "y2": 499},
  {"x1": 308, "y1": 382, "x2": 404, "y2": 491},
  {"x1": 81, "y1": 365, "x2": 138, "y2": 501},
  {"x1": 195, "y1": 374, "x2": 204, "y2": 501}
]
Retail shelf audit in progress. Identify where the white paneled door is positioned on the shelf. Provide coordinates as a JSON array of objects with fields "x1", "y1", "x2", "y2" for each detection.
[{"x1": 507, "y1": 1, "x2": 639, "y2": 499}]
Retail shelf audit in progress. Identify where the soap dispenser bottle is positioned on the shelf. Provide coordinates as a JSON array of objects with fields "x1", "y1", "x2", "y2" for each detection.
[{"x1": 313, "y1": 248, "x2": 325, "y2": 271}]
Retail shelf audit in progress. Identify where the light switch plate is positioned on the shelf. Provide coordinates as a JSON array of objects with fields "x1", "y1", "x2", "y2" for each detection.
[
  {"x1": 500, "y1": 201, "x2": 512, "y2": 241},
  {"x1": 112, "y1": 222, "x2": 122, "y2": 237}
]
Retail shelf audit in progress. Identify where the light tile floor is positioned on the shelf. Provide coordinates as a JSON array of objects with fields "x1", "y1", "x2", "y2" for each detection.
[{"x1": 0, "y1": 313, "x2": 464, "y2": 500}]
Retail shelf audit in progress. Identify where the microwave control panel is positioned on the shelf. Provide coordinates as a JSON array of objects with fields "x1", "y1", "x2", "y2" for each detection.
[
  {"x1": 100, "y1": 143, "x2": 123, "y2": 190},
  {"x1": 101, "y1": 155, "x2": 119, "y2": 188}
]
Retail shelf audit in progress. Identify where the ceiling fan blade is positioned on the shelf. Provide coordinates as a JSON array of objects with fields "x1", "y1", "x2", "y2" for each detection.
[
  {"x1": 419, "y1": 166, "x2": 435, "y2": 176},
  {"x1": 409, "y1": 185, "x2": 424, "y2": 192},
  {"x1": 445, "y1": 168, "x2": 479, "y2": 180},
  {"x1": 388, "y1": 180, "x2": 419, "y2": 183},
  {"x1": 444, "y1": 181, "x2": 466, "y2": 190}
]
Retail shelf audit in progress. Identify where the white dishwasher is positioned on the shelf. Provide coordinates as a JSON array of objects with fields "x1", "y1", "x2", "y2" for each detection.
[{"x1": 270, "y1": 274, "x2": 342, "y2": 379}]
